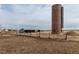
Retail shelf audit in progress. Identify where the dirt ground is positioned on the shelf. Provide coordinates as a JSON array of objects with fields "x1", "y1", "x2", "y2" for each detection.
[{"x1": 0, "y1": 31, "x2": 79, "y2": 54}]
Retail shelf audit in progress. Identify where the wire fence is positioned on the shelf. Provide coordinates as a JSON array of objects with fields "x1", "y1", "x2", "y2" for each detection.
[
  {"x1": 1, "y1": 30, "x2": 79, "y2": 42},
  {"x1": 0, "y1": 30, "x2": 69, "y2": 41},
  {"x1": 10, "y1": 31, "x2": 68, "y2": 40}
]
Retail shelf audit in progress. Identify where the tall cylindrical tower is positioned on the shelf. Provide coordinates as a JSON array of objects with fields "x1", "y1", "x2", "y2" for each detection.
[{"x1": 52, "y1": 4, "x2": 63, "y2": 34}]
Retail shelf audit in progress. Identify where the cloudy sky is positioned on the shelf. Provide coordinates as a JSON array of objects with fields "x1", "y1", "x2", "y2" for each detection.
[
  {"x1": 0, "y1": 4, "x2": 78, "y2": 29},
  {"x1": 63, "y1": 4, "x2": 79, "y2": 28},
  {"x1": 0, "y1": 4, "x2": 51, "y2": 29}
]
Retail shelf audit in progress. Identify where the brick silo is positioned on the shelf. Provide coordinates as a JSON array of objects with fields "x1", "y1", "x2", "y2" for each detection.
[{"x1": 52, "y1": 4, "x2": 63, "y2": 34}]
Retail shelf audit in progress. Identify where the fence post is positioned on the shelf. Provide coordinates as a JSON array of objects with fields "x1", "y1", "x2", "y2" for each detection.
[
  {"x1": 65, "y1": 34, "x2": 67, "y2": 40},
  {"x1": 30, "y1": 31, "x2": 31, "y2": 37},
  {"x1": 48, "y1": 32, "x2": 50, "y2": 39},
  {"x1": 38, "y1": 30, "x2": 40, "y2": 38}
]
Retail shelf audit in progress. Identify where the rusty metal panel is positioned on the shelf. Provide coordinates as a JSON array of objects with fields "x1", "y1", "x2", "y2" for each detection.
[{"x1": 61, "y1": 6, "x2": 64, "y2": 28}]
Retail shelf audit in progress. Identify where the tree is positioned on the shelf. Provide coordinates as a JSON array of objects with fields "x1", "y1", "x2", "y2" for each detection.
[{"x1": 19, "y1": 28, "x2": 24, "y2": 33}]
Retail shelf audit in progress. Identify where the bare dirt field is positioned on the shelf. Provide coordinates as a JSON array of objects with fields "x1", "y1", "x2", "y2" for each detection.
[{"x1": 0, "y1": 31, "x2": 79, "y2": 53}]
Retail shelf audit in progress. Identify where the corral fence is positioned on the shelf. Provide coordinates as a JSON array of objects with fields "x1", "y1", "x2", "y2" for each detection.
[
  {"x1": 0, "y1": 30, "x2": 77, "y2": 41},
  {"x1": 16, "y1": 30, "x2": 68, "y2": 41}
]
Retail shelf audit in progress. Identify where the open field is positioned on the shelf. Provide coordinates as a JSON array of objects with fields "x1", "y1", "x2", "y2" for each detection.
[{"x1": 0, "y1": 31, "x2": 79, "y2": 53}]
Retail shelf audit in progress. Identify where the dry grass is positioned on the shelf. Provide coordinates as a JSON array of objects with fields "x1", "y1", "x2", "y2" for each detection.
[
  {"x1": 65, "y1": 31, "x2": 79, "y2": 36},
  {"x1": 0, "y1": 31, "x2": 79, "y2": 53}
]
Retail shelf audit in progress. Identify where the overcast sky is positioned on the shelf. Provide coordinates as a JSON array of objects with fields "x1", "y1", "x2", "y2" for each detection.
[
  {"x1": 63, "y1": 4, "x2": 79, "y2": 28},
  {"x1": 0, "y1": 4, "x2": 78, "y2": 29}
]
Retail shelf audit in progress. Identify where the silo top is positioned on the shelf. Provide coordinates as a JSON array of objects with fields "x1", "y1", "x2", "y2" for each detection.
[{"x1": 52, "y1": 4, "x2": 62, "y2": 8}]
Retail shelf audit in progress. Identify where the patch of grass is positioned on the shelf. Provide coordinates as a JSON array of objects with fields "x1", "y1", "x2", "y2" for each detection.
[{"x1": 65, "y1": 31, "x2": 79, "y2": 36}]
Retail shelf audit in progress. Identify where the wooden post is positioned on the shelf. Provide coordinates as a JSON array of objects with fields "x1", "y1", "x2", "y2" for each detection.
[
  {"x1": 38, "y1": 30, "x2": 40, "y2": 38},
  {"x1": 30, "y1": 31, "x2": 31, "y2": 37},
  {"x1": 65, "y1": 34, "x2": 67, "y2": 40},
  {"x1": 49, "y1": 32, "x2": 50, "y2": 39}
]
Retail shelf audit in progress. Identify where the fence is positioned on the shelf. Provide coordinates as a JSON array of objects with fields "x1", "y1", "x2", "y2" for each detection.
[
  {"x1": 0, "y1": 30, "x2": 68, "y2": 41},
  {"x1": 16, "y1": 31, "x2": 67, "y2": 40}
]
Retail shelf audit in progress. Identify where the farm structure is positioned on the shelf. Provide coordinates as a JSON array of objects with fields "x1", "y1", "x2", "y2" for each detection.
[{"x1": 52, "y1": 4, "x2": 63, "y2": 34}]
